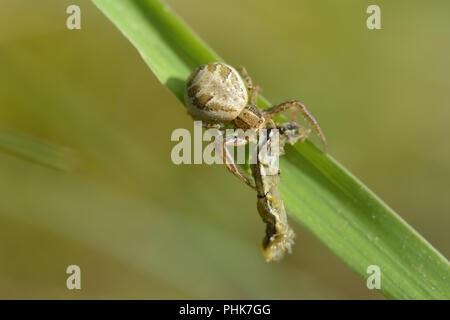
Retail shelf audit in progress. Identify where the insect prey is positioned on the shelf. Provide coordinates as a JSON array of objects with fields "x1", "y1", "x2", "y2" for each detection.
[{"x1": 251, "y1": 122, "x2": 310, "y2": 261}]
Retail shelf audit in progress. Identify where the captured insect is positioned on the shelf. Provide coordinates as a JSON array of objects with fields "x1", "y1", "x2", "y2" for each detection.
[
  {"x1": 184, "y1": 62, "x2": 327, "y2": 261},
  {"x1": 252, "y1": 122, "x2": 311, "y2": 261},
  {"x1": 185, "y1": 62, "x2": 327, "y2": 187}
]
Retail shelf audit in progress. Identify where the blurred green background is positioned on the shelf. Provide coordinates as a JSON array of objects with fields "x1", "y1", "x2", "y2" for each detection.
[{"x1": 0, "y1": 0, "x2": 449, "y2": 299}]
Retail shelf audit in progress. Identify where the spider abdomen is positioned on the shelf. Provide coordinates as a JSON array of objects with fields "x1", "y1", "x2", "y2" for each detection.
[{"x1": 184, "y1": 62, "x2": 248, "y2": 122}]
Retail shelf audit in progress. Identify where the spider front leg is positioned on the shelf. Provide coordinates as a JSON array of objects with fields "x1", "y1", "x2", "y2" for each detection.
[
  {"x1": 215, "y1": 134, "x2": 256, "y2": 189},
  {"x1": 263, "y1": 100, "x2": 328, "y2": 152},
  {"x1": 237, "y1": 66, "x2": 262, "y2": 105}
]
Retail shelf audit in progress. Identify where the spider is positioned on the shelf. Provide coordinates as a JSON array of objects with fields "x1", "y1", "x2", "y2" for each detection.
[{"x1": 184, "y1": 62, "x2": 327, "y2": 187}]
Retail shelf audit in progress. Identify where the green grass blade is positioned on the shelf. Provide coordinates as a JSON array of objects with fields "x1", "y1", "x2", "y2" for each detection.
[
  {"x1": 92, "y1": 0, "x2": 450, "y2": 299},
  {"x1": 0, "y1": 129, "x2": 77, "y2": 171}
]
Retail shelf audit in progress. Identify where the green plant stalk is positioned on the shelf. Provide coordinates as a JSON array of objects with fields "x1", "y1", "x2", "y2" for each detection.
[
  {"x1": 92, "y1": 0, "x2": 450, "y2": 299},
  {"x1": 0, "y1": 129, "x2": 76, "y2": 171}
]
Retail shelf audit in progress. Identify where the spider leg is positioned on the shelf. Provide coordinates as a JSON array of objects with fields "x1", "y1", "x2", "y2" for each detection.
[
  {"x1": 267, "y1": 119, "x2": 276, "y2": 129},
  {"x1": 216, "y1": 135, "x2": 256, "y2": 189},
  {"x1": 236, "y1": 65, "x2": 262, "y2": 105},
  {"x1": 263, "y1": 100, "x2": 327, "y2": 152}
]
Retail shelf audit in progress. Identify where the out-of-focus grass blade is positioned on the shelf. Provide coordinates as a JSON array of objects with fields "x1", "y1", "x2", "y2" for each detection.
[
  {"x1": 92, "y1": 0, "x2": 450, "y2": 299},
  {"x1": 0, "y1": 129, "x2": 77, "y2": 171}
]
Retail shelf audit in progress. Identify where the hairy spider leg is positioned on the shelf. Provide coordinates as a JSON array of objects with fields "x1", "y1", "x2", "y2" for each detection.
[
  {"x1": 237, "y1": 66, "x2": 262, "y2": 105},
  {"x1": 215, "y1": 134, "x2": 256, "y2": 189},
  {"x1": 263, "y1": 100, "x2": 327, "y2": 152}
]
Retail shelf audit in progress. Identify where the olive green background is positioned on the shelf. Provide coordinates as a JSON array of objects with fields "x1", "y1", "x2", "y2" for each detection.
[{"x1": 0, "y1": 0, "x2": 449, "y2": 299}]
